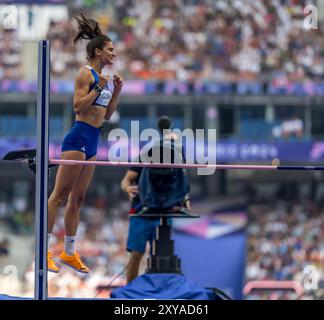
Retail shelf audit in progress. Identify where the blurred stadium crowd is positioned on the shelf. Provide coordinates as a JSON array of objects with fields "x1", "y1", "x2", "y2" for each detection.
[
  {"x1": 1, "y1": 197, "x2": 323, "y2": 299},
  {"x1": 1, "y1": 0, "x2": 322, "y2": 82},
  {"x1": 0, "y1": 28, "x2": 22, "y2": 81},
  {"x1": 246, "y1": 200, "x2": 324, "y2": 299},
  {"x1": 1, "y1": 0, "x2": 324, "y2": 301},
  {"x1": 0, "y1": 198, "x2": 132, "y2": 298}
]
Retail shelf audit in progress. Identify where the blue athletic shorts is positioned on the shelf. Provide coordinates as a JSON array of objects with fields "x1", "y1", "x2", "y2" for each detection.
[
  {"x1": 61, "y1": 121, "x2": 99, "y2": 160},
  {"x1": 126, "y1": 217, "x2": 172, "y2": 254}
]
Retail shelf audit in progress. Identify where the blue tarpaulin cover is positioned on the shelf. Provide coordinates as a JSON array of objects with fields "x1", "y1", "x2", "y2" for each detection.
[{"x1": 111, "y1": 273, "x2": 216, "y2": 300}]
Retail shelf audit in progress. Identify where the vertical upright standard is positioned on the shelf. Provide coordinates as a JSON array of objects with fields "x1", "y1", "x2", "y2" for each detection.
[{"x1": 34, "y1": 40, "x2": 50, "y2": 300}]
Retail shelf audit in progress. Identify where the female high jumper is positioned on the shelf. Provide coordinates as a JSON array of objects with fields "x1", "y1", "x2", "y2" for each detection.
[{"x1": 47, "y1": 12, "x2": 123, "y2": 273}]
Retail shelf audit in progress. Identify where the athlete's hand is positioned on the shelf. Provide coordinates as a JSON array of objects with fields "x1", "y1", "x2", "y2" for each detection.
[
  {"x1": 113, "y1": 74, "x2": 123, "y2": 91},
  {"x1": 126, "y1": 185, "x2": 138, "y2": 201},
  {"x1": 98, "y1": 74, "x2": 110, "y2": 88}
]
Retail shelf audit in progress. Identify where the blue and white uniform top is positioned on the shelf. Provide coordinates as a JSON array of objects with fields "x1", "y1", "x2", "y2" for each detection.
[{"x1": 85, "y1": 65, "x2": 113, "y2": 108}]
